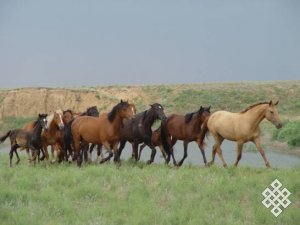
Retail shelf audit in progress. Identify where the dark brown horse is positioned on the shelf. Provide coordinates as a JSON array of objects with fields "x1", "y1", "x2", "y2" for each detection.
[
  {"x1": 71, "y1": 100, "x2": 136, "y2": 167},
  {"x1": 138, "y1": 127, "x2": 167, "y2": 161},
  {"x1": 117, "y1": 103, "x2": 167, "y2": 164},
  {"x1": 161, "y1": 106, "x2": 211, "y2": 166},
  {"x1": 0, "y1": 114, "x2": 48, "y2": 167}
]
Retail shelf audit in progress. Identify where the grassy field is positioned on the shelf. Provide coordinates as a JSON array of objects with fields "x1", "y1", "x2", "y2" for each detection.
[{"x1": 0, "y1": 158, "x2": 299, "y2": 225}]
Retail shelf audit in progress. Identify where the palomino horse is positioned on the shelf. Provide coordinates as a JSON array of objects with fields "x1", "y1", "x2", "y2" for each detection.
[
  {"x1": 71, "y1": 100, "x2": 136, "y2": 167},
  {"x1": 0, "y1": 114, "x2": 48, "y2": 167},
  {"x1": 199, "y1": 101, "x2": 282, "y2": 168},
  {"x1": 117, "y1": 103, "x2": 167, "y2": 164},
  {"x1": 40, "y1": 110, "x2": 65, "y2": 162},
  {"x1": 161, "y1": 106, "x2": 211, "y2": 166},
  {"x1": 138, "y1": 127, "x2": 167, "y2": 161}
]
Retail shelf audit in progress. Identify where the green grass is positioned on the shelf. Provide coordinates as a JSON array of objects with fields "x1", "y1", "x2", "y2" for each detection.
[
  {"x1": 273, "y1": 121, "x2": 300, "y2": 148},
  {"x1": 0, "y1": 116, "x2": 35, "y2": 132},
  {"x1": 0, "y1": 158, "x2": 299, "y2": 225}
]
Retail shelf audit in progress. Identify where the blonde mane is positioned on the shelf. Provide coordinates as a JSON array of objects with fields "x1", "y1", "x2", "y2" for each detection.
[{"x1": 240, "y1": 102, "x2": 269, "y2": 113}]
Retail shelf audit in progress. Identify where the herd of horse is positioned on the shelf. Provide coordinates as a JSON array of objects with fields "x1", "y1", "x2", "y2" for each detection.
[{"x1": 0, "y1": 100, "x2": 282, "y2": 168}]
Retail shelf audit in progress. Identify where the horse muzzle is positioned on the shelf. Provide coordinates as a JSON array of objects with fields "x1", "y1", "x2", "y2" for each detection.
[
  {"x1": 59, "y1": 124, "x2": 65, "y2": 130},
  {"x1": 275, "y1": 122, "x2": 283, "y2": 129}
]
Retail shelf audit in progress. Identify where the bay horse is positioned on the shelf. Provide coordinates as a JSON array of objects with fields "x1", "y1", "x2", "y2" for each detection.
[
  {"x1": 63, "y1": 106, "x2": 100, "y2": 162},
  {"x1": 199, "y1": 101, "x2": 282, "y2": 168},
  {"x1": 0, "y1": 114, "x2": 48, "y2": 167},
  {"x1": 138, "y1": 127, "x2": 167, "y2": 161},
  {"x1": 161, "y1": 106, "x2": 211, "y2": 166},
  {"x1": 71, "y1": 100, "x2": 136, "y2": 167},
  {"x1": 117, "y1": 103, "x2": 167, "y2": 164}
]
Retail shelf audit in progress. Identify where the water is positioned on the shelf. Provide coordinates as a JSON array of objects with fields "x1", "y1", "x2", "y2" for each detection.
[{"x1": 1, "y1": 139, "x2": 299, "y2": 168}]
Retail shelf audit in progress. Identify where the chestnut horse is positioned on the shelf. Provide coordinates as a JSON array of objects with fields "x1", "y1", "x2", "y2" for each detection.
[
  {"x1": 161, "y1": 106, "x2": 211, "y2": 166},
  {"x1": 138, "y1": 127, "x2": 167, "y2": 161},
  {"x1": 40, "y1": 110, "x2": 65, "y2": 163},
  {"x1": 63, "y1": 106, "x2": 100, "y2": 161},
  {"x1": 199, "y1": 101, "x2": 282, "y2": 168},
  {"x1": 0, "y1": 114, "x2": 48, "y2": 167},
  {"x1": 71, "y1": 100, "x2": 136, "y2": 167}
]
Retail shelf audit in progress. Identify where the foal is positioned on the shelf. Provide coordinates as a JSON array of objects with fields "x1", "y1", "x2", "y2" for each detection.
[{"x1": 0, "y1": 114, "x2": 48, "y2": 167}]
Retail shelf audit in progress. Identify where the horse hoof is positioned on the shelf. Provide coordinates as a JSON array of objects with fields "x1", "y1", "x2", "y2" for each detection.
[{"x1": 146, "y1": 160, "x2": 152, "y2": 164}]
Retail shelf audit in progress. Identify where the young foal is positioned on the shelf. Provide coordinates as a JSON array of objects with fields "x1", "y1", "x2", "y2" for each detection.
[
  {"x1": 71, "y1": 100, "x2": 135, "y2": 167},
  {"x1": 0, "y1": 114, "x2": 48, "y2": 167},
  {"x1": 199, "y1": 101, "x2": 282, "y2": 168},
  {"x1": 117, "y1": 103, "x2": 167, "y2": 164},
  {"x1": 161, "y1": 106, "x2": 211, "y2": 166}
]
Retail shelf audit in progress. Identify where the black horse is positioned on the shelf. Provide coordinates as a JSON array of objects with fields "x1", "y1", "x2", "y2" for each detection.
[
  {"x1": 63, "y1": 106, "x2": 100, "y2": 161},
  {"x1": 0, "y1": 114, "x2": 48, "y2": 167},
  {"x1": 116, "y1": 103, "x2": 168, "y2": 164}
]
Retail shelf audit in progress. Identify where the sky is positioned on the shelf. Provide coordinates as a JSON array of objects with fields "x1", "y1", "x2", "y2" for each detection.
[{"x1": 0, "y1": 0, "x2": 299, "y2": 88}]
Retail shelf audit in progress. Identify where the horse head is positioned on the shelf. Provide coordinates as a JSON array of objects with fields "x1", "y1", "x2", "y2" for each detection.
[
  {"x1": 149, "y1": 103, "x2": 167, "y2": 121},
  {"x1": 86, "y1": 106, "x2": 99, "y2": 117},
  {"x1": 265, "y1": 101, "x2": 282, "y2": 129},
  {"x1": 38, "y1": 113, "x2": 48, "y2": 130}
]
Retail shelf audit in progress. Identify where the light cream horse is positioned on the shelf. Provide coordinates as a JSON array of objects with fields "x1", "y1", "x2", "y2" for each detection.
[{"x1": 199, "y1": 101, "x2": 282, "y2": 168}]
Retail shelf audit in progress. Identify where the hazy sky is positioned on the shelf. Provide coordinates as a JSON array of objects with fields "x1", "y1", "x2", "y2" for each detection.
[{"x1": 0, "y1": 0, "x2": 299, "y2": 88}]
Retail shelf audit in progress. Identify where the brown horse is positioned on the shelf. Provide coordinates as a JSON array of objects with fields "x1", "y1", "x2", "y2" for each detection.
[
  {"x1": 138, "y1": 127, "x2": 167, "y2": 161},
  {"x1": 0, "y1": 114, "x2": 48, "y2": 167},
  {"x1": 71, "y1": 100, "x2": 136, "y2": 167},
  {"x1": 161, "y1": 106, "x2": 211, "y2": 166},
  {"x1": 199, "y1": 101, "x2": 282, "y2": 168},
  {"x1": 40, "y1": 110, "x2": 65, "y2": 163}
]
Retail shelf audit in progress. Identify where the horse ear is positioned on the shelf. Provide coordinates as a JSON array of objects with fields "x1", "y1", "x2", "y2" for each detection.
[
  {"x1": 208, "y1": 105, "x2": 211, "y2": 111},
  {"x1": 120, "y1": 99, "x2": 124, "y2": 103},
  {"x1": 149, "y1": 104, "x2": 153, "y2": 108},
  {"x1": 275, "y1": 100, "x2": 279, "y2": 105},
  {"x1": 39, "y1": 113, "x2": 41, "y2": 117},
  {"x1": 269, "y1": 100, "x2": 273, "y2": 106},
  {"x1": 199, "y1": 106, "x2": 203, "y2": 111}
]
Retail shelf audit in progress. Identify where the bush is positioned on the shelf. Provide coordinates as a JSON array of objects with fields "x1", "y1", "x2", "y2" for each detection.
[{"x1": 273, "y1": 121, "x2": 300, "y2": 148}]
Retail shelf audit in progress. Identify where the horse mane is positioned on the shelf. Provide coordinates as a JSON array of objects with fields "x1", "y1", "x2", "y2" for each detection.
[
  {"x1": 46, "y1": 114, "x2": 54, "y2": 128},
  {"x1": 107, "y1": 101, "x2": 128, "y2": 123},
  {"x1": 240, "y1": 102, "x2": 269, "y2": 113},
  {"x1": 184, "y1": 112, "x2": 195, "y2": 124}
]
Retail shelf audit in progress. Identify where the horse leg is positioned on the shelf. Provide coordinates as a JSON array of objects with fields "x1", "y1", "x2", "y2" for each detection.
[
  {"x1": 178, "y1": 141, "x2": 189, "y2": 167},
  {"x1": 39, "y1": 147, "x2": 46, "y2": 161},
  {"x1": 159, "y1": 145, "x2": 167, "y2": 160},
  {"x1": 14, "y1": 147, "x2": 20, "y2": 165},
  {"x1": 100, "y1": 142, "x2": 113, "y2": 164},
  {"x1": 97, "y1": 144, "x2": 103, "y2": 162},
  {"x1": 138, "y1": 143, "x2": 146, "y2": 160},
  {"x1": 88, "y1": 143, "x2": 96, "y2": 162},
  {"x1": 208, "y1": 144, "x2": 218, "y2": 166},
  {"x1": 197, "y1": 141, "x2": 207, "y2": 166},
  {"x1": 170, "y1": 139, "x2": 178, "y2": 166},
  {"x1": 116, "y1": 140, "x2": 126, "y2": 162},
  {"x1": 26, "y1": 148, "x2": 32, "y2": 161},
  {"x1": 9, "y1": 145, "x2": 17, "y2": 167},
  {"x1": 216, "y1": 143, "x2": 227, "y2": 168},
  {"x1": 234, "y1": 142, "x2": 244, "y2": 166},
  {"x1": 253, "y1": 138, "x2": 271, "y2": 168},
  {"x1": 146, "y1": 143, "x2": 156, "y2": 164},
  {"x1": 50, "y1": 145, "x2": 55, "y2": 163}
]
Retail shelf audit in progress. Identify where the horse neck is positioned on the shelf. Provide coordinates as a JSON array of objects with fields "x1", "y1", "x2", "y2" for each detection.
[
  {"x1": 243, "y1": 104, "x2": 268, "y2": 128},
  {"x1": 110, "y1": 113, "x2": 124, "y2": 132},
  {"x1": 48, "y1": 119, "x2": 59, "y2": 134},
  {"x1": 31, "y1": 121, "x2": 43, "y2": 142},
  {"x1": 143, "y1": 110, "x2": 156, "y2": 129},
  {"x1": 190, "y1": 114, "x2": 203, "y2": 133}
]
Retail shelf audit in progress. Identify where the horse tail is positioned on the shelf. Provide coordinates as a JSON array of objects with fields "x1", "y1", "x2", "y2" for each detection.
[
  {"x1": 0, "y1": 130, "x2": 11, "y2": 143},
  {"x1": 199, "y1": 118, "x2": 209, "y2": 149},
  {"x1": 160, "y1": 120, "x2": 170, "y2": 156}
]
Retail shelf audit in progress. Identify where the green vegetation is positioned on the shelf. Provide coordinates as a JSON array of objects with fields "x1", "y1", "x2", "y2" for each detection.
[
  {"x1": 0, "y1": 158, "x2": 299, "y2": 225},
  {"x1": 0, "y1": 116, "x2": 35, "y2": 131},
  {"x1": 273, "y1": 121, "x2": 300, "y2": 148}
]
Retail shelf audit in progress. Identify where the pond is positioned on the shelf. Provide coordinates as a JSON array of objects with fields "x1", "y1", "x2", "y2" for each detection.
[{"x1": 0, "y1": 139, "x2": 299, "y2": 168}]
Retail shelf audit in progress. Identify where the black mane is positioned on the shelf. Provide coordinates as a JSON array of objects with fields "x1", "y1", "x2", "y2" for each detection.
[{"x1": 108, "y1": 101, "x2": 129, "y2": 123}]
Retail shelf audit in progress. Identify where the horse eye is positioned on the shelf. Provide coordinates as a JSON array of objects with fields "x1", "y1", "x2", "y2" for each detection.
[{"x1": 270, "y1": 111, "x2": 274, "y2": 114}]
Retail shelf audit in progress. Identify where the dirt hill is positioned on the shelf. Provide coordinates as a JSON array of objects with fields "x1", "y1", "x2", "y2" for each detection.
[{"x1": 0, "y1": 81, "x2": 299, "y2": 119}]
